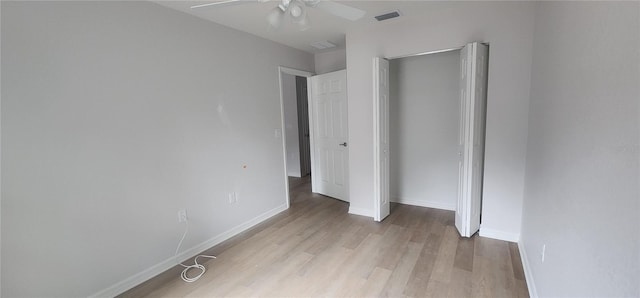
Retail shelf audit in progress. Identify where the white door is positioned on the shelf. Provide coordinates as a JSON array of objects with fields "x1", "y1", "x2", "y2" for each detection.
[
  {"x1": 455, "y1": 42, "x2": 489, "y2": 237},
  {"x1": 373, "y1": 58, "x2": 390, "y2": 222},
  {"x1": 309, "y1": 70, "x2": 349, "y2": 202}
]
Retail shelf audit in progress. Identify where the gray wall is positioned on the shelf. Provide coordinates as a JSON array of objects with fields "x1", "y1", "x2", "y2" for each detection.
[
  {"x1": 282, "y1": 73, "x2": 301, "y2": 177},
  {"x1": 521, "y1": 2, "x2": 639, "y2": 297},
  {"x1": 389, "y1": 51, "x2": 460, "y2": 210},
  {"x1": 1, "y1": 1, "x2": 313, "y2": 297},
  {"x1": 314, "y1": 49, "x2": 346, "y2": 75},
  {"x1": 0, "y1": 1, "x2": 3, "y2": 292},
  {"x1": 345, "y1": 2, "x2": 535, "y2": 240}
]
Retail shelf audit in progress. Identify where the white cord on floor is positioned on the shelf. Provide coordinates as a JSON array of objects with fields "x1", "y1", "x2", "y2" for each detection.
[{"x1": 174, "y1": 220, "x2": 217, "y2": 283}]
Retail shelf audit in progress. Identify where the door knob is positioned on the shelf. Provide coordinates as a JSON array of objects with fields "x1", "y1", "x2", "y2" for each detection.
[{"x1": 339, "y1": 142, "x2": 348, "y2": 147}]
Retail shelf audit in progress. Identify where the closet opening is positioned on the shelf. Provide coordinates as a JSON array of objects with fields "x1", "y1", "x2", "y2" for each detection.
[{"x1": 374, "y1": 42, "x2": 489, "y2": 237}]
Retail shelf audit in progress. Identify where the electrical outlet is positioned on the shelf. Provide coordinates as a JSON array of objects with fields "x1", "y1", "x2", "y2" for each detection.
[
  {"x1": 541, "y1": 244, "x2": 546, "y2": 263},
  {"x1": 178, "y1": 209, "x2": 187, "y2": 223}
]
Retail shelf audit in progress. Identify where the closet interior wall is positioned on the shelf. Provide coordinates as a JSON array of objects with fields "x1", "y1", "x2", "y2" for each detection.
[{"x1": 389, "y1": 50, "x2": 461, "y2": 210}]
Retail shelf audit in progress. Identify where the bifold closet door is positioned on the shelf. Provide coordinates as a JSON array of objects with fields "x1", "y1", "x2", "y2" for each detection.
[
  {"x1": 455, "y1": 42, "x2": 488, "y2": 237},
  {"x1": 373, "y1": 57, "x2": 390, "y2": 222}
]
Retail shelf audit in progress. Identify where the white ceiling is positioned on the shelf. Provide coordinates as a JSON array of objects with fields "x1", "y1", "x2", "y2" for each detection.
[{"x1": 154, "y1": 0, "x2": 439, "y2": 54}]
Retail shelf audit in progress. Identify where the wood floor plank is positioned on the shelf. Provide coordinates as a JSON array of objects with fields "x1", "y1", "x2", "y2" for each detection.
[
  {"x1": 248, "y1": 251, "x2": 314, "y2": 295},
  {"x1": 472, "y1": 255, "x2": 501, "y2": 298},
  {"x1": 358, "y1": 266, "x2": 393, "y2": 297},
  {"x1": 318, "y1": 233, "x2": 384, "y2": 295},
  {"x1": 379, "y1": 241, "x2": 424, "y2": 297},
  {"x1": 448, "y1": 268, "x2": 473, "y2": 297},
  {"x1": 409, "y1": 215, "x2": 433, "y2": 244},
  {"x1": 120, "y1": 179, "x2": 528, "y2": 298},
  {"x1": 509, "y1": 242, "x2": 526, "y2": 281},
  {"x1": 304, "y1": 214, "x2": 355, "y2": 254},
  {"x1": 453, "y1": 236, "x2": 475, "y2": 272},
  {"x1": 515, "y1": 279, "x2": 530, "y2": 298},
  {"x1": 371, "y1": 224, "x2": 414, "y2": 271},
  {"x1": 402, "y1": 233, "x2": 440, "y2": 297},
  {"x1": 295, "y1": 246, "x2": 354, "y2": 295},
  {"x1": 425, "y1": 279, "x2": 449, "y2": 298},
  {"x1": 341, "y1": 223, "x2": 373, "y2": 249},
  {"x1": 390, "y1": 203, "x2": 412, "y2": 227},
  {"x1": 430, "y1": 225, "x2": 460, "y2": 282}
]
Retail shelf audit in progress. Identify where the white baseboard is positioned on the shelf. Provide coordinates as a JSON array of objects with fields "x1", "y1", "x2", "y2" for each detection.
[
  {"x1": 89, "y1": 203, "x2": 289, "y2": 298},
  {"x1": 518, "y1": 240, "x2": 538, "y2": 298},
  {"x1": 479, "y1": 227, "x2": 520, "y2": 242},
  {"x1": 390, "y1": 198, "x2": 455, "y2": 211},
  {"x1": 348, "y1": 206, "x2": 373, "y2": 218}
]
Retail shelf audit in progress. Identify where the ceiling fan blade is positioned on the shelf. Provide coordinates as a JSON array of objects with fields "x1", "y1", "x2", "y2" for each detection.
[
  {"x1": 315, "y1": 1, "x2": 365, "y2": 21},
  {"x1": 190, "y1": 0, "x2": 253, "y2": 9}
]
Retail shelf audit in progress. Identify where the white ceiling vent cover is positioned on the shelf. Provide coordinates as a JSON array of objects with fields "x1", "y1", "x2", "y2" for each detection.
[{"x1": 311, "y1": 40, "x2": 337, "y2": 50}]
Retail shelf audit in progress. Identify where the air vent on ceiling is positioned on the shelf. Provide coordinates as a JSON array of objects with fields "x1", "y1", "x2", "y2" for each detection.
[
  {"x1": 311, "y1": 40, "x2": 337, "y2": 50},
  {"x1": 374, "y1": 10, "x2": 401, "y2": 21}
]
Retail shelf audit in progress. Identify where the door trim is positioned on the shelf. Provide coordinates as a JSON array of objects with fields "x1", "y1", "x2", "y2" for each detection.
[
  {"x1": 386, "y1": 46, "x2": 463, "y2": 60},
  {"x1": 278, "y1": 66, "x2": 314, "y2": 209}
]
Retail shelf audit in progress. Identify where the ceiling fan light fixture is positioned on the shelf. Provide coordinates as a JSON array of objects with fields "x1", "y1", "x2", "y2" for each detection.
[
  {"x1": 289, "y1": 0, "x2": 306, "y2": 20},
  {"x1": 267, "y1": 6, "x2": 285, "y2": 30},
  {"x1": 290, "y1": 5, "x2": 303, "y2": 18},
  {"x1": 288, "y1": 0, "x2": 309, "y2": 31},
  {"x1": 278, "y1": 0, "x2": 291, "y2": 12}
]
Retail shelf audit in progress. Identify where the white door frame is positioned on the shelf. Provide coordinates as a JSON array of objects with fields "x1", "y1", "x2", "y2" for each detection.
[{"x1": 278, "y1": 66, "x2": 314, "y2": 208}]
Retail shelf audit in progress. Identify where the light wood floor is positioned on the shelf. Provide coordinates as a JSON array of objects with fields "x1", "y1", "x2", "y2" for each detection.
[{"x1": 120, "y1": 179, "x2": 528, "y2": 297}]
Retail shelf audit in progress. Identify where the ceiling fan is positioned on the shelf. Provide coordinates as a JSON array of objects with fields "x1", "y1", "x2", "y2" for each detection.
[{"x1": 190, "y1": 0, "x2": 366, "y2": 31}]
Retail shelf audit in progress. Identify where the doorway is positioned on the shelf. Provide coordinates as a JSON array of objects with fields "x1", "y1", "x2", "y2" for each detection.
[
  {"x1": 373, "y1": 42, "x2": 489, "y2": 237},
  {"x1": 278, "y1": 67, "x2": 313, "y2": 208},
  {"x1": 282, "y1": 73, "x2": 311, "y2": 184},
  {"x1": 279, "y1": 67, "x2": 351, "y2": 208}
]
